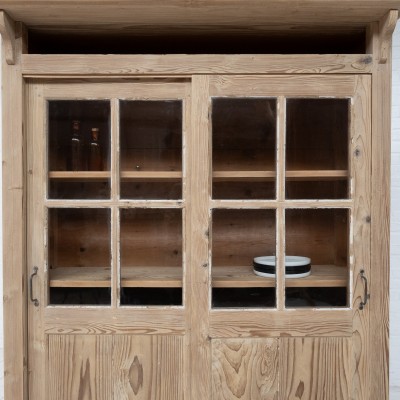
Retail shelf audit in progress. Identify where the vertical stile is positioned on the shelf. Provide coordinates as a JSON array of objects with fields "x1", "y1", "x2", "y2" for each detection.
[
  {"x1": 188, "y1": 75, "x2": 211, "y2": 399},
  {"x1": 182, "y1": 84, "x2": 191, "y2": 399},
  {"x1": 276, "y1": 96, "x2": 286, "y2": 310},
  {"x1": 111, "y1": 99, "x2": 120, "y2": 307}
]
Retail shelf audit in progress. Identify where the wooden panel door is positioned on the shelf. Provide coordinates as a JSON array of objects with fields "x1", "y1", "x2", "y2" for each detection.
[
  {"x1": 190, "y1": 75, "x2": 371, "y2": 400},
  {"x1": 27, "y1": 80, "x2": 191, "y2": 400}
]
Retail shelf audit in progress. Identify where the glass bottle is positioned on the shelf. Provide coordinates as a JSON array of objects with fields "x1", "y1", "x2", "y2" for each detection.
[
  {"x1": 70, "y1": 120, "x2": 83, "y2": 171},
  {"x1": 89, "y1": 128, "x2": 103, "y2": 171}
]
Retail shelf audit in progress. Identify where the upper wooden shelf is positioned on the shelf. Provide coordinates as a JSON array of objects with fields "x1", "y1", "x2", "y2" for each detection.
[{"x1": 49, "y1": 264, "x2": 347, "y2": 289}]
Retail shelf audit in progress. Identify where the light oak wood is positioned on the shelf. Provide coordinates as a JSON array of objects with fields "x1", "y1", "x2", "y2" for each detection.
[
  {"x1": 48, "y1": 335, "x2": 113, "y2": 400},
  {"x1": 48, "y1": 334, "x2": 184, "y2": 400},
  {"x1": 209, "y1": 310, "x2": 352, "y2": 338},
  {"x1": 0, "y1": 11, "x2": 15, "y2": 65},
  {"x1": 49, "y1": 171, "x2": 111, "y2": 180},
  {"x1": 187, "y1": 75, "x2": 211, "y2": 399},
  {"x1": 379, "y1": 10, "x2": 399, "y2": 63},
  {"x1": 212, "y1": 339, "x2": 279, "y2": 400},
  {"x1": 209, "y1": 75, "x2": 357, "y2": 97},
  {"x1": 213, "y1": 265, "x2": 347, "y2": 288},
  {"x1": 49, "y1": 267, "x2": 112, "y2": 288},
  {"x1": 43, "y1": 309, "x2": 185, "y2": 335},
  {"x1": 279, "y1": 337, "x2": 351, "y2": 400},
  {"x1": 2, "y1": 1, "x2": 400, "y2": 28},
  {"x1": 369, "y1": 21, "x2": 392, "y2": 400},
  {"x1": 21, "y1": 54, "x2": 373, "y2": 76},
  {"x1": 2, "y1": 23, "x2": 28, "y2": 400}
]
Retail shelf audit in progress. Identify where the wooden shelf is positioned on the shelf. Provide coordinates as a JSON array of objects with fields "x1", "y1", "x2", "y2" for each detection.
[
  {"x1": 49, "y1": 171, "x2": 110, "y2": 181},
  {"x1": 120, "y1": 171, "x2": 182, "y2": 181},
  {"x1": 213, "y1": 170, "x2": 347, "y2": 182},
  {"x1": 50, "y1": 267, "x2": 111, "y2": 288},
  {"x1": 121, "y1": 266, "x2": 181, "y2": 287},
  {"x1": 49, "y1": 266, "x2": 182, "y2": 288},
  {"x1": 212, "y1": 265, "x2": 347, "y2": 288},
  {"x1": 49, "y1": 265, "x2": 346, "y2": 289}
]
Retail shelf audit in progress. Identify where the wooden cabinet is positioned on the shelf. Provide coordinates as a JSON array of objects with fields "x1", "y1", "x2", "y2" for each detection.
[{"x1": 1, "y1": 2, "x2": 399, "y2": 399}]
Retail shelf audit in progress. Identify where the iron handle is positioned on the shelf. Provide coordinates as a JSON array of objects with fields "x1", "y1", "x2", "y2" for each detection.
[
  {"x1": 359, "y1": 269, "x2": 370, "y2": 310},
  {"x1": 30, "y1": 266, "x2": 39, "y2": 307}
]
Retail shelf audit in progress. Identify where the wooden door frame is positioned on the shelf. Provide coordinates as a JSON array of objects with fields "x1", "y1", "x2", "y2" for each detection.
[{"x1": 2, "y1": 13, "x2": 397, "y2": 400}]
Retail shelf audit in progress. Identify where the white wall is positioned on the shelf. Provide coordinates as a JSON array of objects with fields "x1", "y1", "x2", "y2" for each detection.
[
  {"x1": 0, "y1": 31, "x2": 400, "y2": 399},
  {"x1": 390, "y1": 23, "x2": 400, "y2": 398}
]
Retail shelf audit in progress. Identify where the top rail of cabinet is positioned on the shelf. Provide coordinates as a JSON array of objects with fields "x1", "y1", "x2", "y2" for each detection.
[{"x1": 21, "y1": 54, "x2": 374, "y2": 77}]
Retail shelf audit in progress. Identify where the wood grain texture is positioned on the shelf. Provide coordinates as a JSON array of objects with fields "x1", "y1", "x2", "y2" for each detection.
[
  {"x1": 47, "y1": 335, "x2": 113, "y2": 400},
  {"x1": 43, "y1": 308, "x2": 185, "y2": 335},
  {"x1": 2, "y1": 1, "x2": 400, "y2": 27},
  {"x1": 2, "y1": 22, "x2": 27, "y2": 400},
  {"x1": 212, "y1": 339, "x2": 279, "y2": 400},
  {"x1": 21, "y1": 55, "x2": 373, "y2": 77},
  {"x1": 187, "y1": 75, "x2": 212, "y2": 398},
  {"x1": 209, "y1": 310, "x2": 352, "y2": 338},
  {"x1": 279, "y1": 337, "x2": 351, "y2": 400},
  {"x1": 113, "y1": 335, "x2": 183, "y2": 400},
  {"x1": 209, "y1": 75, "x2": 357, "y2": 97},
  {"x1": 350, "y1": 75, "x2": 372, "y2": 399},
  {"x1": 213, "y1": 265, "x2": 347, "y2": 288}
]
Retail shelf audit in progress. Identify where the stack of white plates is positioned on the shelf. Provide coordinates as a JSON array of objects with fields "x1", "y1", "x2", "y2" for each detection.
[{"x1": 253, "y1": 256, "x2": 311, "y2": 278}]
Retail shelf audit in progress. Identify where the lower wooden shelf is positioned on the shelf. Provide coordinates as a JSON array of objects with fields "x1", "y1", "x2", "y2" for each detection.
[
  {"x1": 49, "y1": 265, "x2": 347, "y2": 289},
  {"x1": 212, "y1": 265, "x2": 347, "y2": 288}
]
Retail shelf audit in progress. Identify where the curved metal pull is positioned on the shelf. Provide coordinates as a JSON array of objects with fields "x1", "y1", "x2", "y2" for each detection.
[
  {"x1": 359, "y1": 269, "x2": 370, "y2": 310},
  {"x1": 30, "y1": 266, "x2": 39, "y2": 307}
]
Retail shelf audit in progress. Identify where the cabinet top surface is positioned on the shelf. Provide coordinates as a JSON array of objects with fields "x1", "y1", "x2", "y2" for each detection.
[{"x1": 1, "y1": 0, "x2": 400, "y2": 29}]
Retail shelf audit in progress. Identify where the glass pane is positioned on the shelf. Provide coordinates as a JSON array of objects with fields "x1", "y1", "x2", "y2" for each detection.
[
  {"x1": 48, "y1": 208, "x2": 111, "y2": 305},
  {"x1": 285, "y1": 209, "x2": 349, "y2": 308},
  {"x1": 212, "y1": 98, "x2": 277, "y2": 200},
  {"x1": 286, "y1": 99, "x2": 349, "y2": 199},
  {"x1": 120, "y1": 209, "x2": 182, "y2": 306},
  {"x1": 120, "y1": 100, "x2": 182, "y2": 199},
  {"x1": 212, "y1": 209, "x2": 276, "y2": 308},
  {"x1": 48, "y1": 101, "x2": 111, "y2": 199}
]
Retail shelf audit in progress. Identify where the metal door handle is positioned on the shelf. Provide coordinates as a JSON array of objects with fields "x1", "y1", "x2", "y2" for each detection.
[
  {"x1": 359, "y1": 269, "x2": 370, "y2": 310},
  {"x1": 30, "y1": 266, "x2": 39, "y2": 307}
]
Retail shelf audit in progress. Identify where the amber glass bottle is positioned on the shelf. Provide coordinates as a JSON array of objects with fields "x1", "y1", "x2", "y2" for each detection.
[
  {"x1": 89, "y1": 128, "x2": 103, "y2": 171},
  {"x1": 70, "y1": 120, "x2": 83, "y2": 171}
]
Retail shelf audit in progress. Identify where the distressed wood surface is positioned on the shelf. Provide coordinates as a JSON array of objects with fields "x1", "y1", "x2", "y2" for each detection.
[
  {"x1": 209, "y1": 310, "x2": 352, "y2": 338},
  {"x1": 113, "y1": 335, "x2": 184, "y2": 400},
  {"x1": 213, "y1": 265, "x2": 347, "y2": 288},
  {"x1": 48, "y1": 335, "x2": 113, "y2": 400},
  {"x1": 212, "y1": 339, "x2": 279, "y2": 400},
  {"x1": 209, "y1": 75, "x2": 357, "y2": 97},
  {"x1": 43, "y1": 308, "x2": 185, "y2": 335},
  {"x1": 2, "y1": 22, "x2": 27, "y2": 400},
  {"x1": 2, "y1": 1, "x2": 400, "y2": 27},
  {"x1": 279, "y1": 337, "x2": 351, "y2": 400},
  {"x1": 21, "y1": 54, "x2": 373, "y2": 77},
  {"x1": 187, "y1": 75, "x2": 212, "y2": 399}
]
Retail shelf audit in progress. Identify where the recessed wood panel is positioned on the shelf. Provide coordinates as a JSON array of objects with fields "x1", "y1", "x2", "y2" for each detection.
[
  {"x1": 113, "y1": 335, "x2": 184, "y2": 400},
  {"x1": 279, "y1": 337, "x2": 351, "y2": 400},
  {"x1": 47, "y1": 335, "x2": 113, "y2": 400},
  {"x1": 212, "y1": 339, "x2": 279, "y2": 400},
  {"x1": 47, "y1": 335, "x2": 184, "y2": 400}
]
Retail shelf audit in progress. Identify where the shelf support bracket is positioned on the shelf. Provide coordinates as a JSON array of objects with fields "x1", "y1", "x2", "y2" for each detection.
[
  {"x1": 379, "y1": 9, "x2": 398, "y2": 64},
  {"x1": 0, "y1": 10, "x2": 16, "y2": 65}
]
